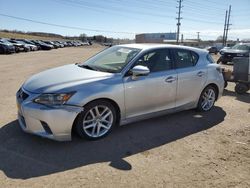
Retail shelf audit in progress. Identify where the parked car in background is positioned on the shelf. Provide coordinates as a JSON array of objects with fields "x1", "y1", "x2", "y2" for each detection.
[
  {"x1": 15, "y1": 40, "x2": 38, "y2": 51},
  {"x1": 31, "y1": 40, "x2": 53, "y2": 50},
  {"x1": 1, "y1": 38, "x2": 25, "y2": 52},
  {"x1": 0, "y1": 41, "x2": 15, "y2": 54},
  {"x1": 43, "y1": 41, "x2": 60, "y2": 49},
  {"x1": 66, "y1": 41, "x2": 74, "y2": 47},
  {"x1": 205, "y1": 46, "x2": 218, "y2": 54},
  {"x1": 217, "y1": 43, "x2": 250, "y2": 64},
  {"x1": 8, "y1": 39, "x2": 30, "y2": 52},
  {"x1": 219, "y1": 46, "x2": 231, "y2": 54},
  {"x1": 54, "y1": 41, "x2": 64, "y2": 48},
  {"x1": 16, "y1": 44, "x2": 224, "y2": 141},
  {"x1": 18, "y1": 39, "x2": 41, "y2": 50}
]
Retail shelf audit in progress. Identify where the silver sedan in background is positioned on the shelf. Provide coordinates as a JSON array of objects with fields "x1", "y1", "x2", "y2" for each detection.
[{"x1": 16, "y1": 44, "x2": 224, "y2": 141}]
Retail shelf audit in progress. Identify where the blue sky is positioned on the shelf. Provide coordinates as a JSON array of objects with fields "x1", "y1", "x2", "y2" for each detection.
[{"x1": 0, "y1": 0, "x2": 249, "y2": 40}]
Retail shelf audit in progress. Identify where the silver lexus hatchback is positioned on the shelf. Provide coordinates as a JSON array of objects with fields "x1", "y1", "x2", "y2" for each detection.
[{"x1": 16, "y1": 44, "x2": 224, "y2": 141}]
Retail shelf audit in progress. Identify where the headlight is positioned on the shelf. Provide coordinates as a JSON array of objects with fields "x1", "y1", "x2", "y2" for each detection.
[{"x1": 34, "y1": 92, "x2": 75, "y2": 105}]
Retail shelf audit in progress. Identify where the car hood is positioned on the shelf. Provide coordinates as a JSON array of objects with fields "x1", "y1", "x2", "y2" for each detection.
[
  {"x1": 222, "y1": 49, "x2": 249, "y2": 54},
  {"x1": 23, "y1": 64, "x2": 113, "y2": 93},
  {"x1": 13, "y1": 43, "x2": 24, "y2": 47}
]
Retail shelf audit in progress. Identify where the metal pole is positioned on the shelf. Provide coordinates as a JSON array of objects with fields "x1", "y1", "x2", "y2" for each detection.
[
  {"x1": 197, "y1": 32, "x2": 200, "y2": 46},
  {"x1": 222, "y1": 10, "x2": 228, "y2": 46},
  {"x1": 176, "y1": 0, "x2": 183, "y2": 44},
  {"x1": 225, "y1": 5, "x2": 231, "y2": 46}
]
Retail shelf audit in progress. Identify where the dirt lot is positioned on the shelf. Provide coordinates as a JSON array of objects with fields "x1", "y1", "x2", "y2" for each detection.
[{"x1": 0, "y1": 46, "x2": 249, "y2": 188}]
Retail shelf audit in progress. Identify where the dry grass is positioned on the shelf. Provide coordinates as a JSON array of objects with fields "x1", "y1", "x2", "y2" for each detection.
[{"x1": 0, "y1": 31, "x2": 63, "y2": 41}]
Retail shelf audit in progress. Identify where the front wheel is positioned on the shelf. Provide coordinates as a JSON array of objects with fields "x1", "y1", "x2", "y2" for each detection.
[
  {"x1": 197, "y1": 86, "x2": 217, "y2": 112},
  {"x1": 75, "y1": 100, "x2": 117, "y2": 140}
]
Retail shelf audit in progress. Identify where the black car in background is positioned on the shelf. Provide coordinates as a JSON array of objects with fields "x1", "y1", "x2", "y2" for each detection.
[
  {"x1": 217, "y1": 43, "x2": 250, "y2": 64},
  {"x1": 43, "y1": 41, "x2": 60, "y2": 49},
  {"x1": 31, "y1": 40, "x2": 53, "y2": 50},
  {"x1": 0, "y1": 38, "x2": 25, "y2": 52},
  {"x1": 205, "y1": 46, "x2": 219, "y2": 54},
  {"x1": 0, "y1": 41, "x2": 15, "y2": 54}
]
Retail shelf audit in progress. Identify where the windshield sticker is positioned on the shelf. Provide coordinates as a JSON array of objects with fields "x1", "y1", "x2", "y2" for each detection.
[{"x1": 117, "y1": 48, "x2": 132, "y2": 54}]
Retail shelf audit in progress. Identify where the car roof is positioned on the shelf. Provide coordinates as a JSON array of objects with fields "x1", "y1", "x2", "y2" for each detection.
[
  {"x1": 118, "y1": 43, "x2": 208, "y2": 54},
  {"x1": 239, "y1": 43, "x2": 250, "y2": 46}
]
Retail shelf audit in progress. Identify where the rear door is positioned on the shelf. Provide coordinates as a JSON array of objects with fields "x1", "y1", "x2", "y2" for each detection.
[{"x1": 173, "y1": 49, "x2": 207, "y2": 108}]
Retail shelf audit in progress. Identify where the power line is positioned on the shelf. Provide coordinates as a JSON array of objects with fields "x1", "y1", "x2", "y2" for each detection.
[
  {"x1": 185, "y1": 0, "x2": 227, "y2": 11},
  {"x1": 56, "y1": 0, "x2": 226, "y2": 25},
  {"x1": 0, "y1": 13, "x2": 135, "y2": 35},
  {"x1": 56, "y1": 0, "x2": 224, "y2": 25},
  {"x1": 56, "y1": 0, "x2": 174, "y2": 19}
]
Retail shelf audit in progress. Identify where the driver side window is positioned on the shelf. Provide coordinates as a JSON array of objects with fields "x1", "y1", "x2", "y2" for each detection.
[{"x1": 134, "y1": 49, "x2": 173, "y2": 73}]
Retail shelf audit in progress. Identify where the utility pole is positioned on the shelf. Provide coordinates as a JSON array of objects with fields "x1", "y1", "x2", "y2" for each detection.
[
  {"x1": 222, "y1": 10, "x2": 228, "y2": 46},
  {"x1": 197, "y1": 32, "x2": 200, "y2": 46},
  {"x1": 197, "y1": 32, "x2": 200, "y2": 41},
  {"x1": 224, "y1": 5, "x2": 232, "y2": 46},
  {"x1": 176, "y1": 0, "x2": 183, "y2": 44}
]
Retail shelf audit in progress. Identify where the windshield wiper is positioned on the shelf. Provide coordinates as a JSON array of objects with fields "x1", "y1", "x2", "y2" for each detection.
[{"x1": 78, "y1": 64, "x2": 98, "y2": 71}]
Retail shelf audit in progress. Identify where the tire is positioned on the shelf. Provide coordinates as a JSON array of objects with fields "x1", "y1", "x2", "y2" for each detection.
[
  {"x1": 235, "y1": 83, "x2": 248, "y2": 94},
  {"x1": 75, "y1": 100, "x2": 117, "y2": 140},
  {"x1": 224, "y1": 81, "x2": 228, "y2": 88},
  {"x1": 197, "y1": 86, "x2": 217, "y2": 112}
]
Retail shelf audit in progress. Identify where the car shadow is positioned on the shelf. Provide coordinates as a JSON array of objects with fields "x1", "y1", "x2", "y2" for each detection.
[
  {"x1": 223, "y1": 89, "x2": 250, "y2": 103},
  {"x1": 0, "y1": 106, "x2": 226, "y2": 179}
]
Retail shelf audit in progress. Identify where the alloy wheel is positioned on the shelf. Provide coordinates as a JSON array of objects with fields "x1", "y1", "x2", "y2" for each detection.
[
  {"x1": 82, "y1": 105, "x2": 113, "y2": 138},
  {"x1": 201, "y1": 88, "x2": 216, "y2": 111}
]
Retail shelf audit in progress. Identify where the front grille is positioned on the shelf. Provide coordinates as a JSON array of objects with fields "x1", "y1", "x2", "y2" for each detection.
[
  {"x1": 17, "y1": 88, "x2": 29, "y2": 101},
  {"x1": 224, "y1": 53, "x2": 237, "y2": 58}
]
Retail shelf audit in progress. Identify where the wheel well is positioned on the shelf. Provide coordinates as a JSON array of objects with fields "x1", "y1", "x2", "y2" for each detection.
[
  {"x1": 71, "y1": 98, "x2": 121, "y2": 135},
  {"x1": 205, "y1": 83, "x2": 219, "y2": 100}
]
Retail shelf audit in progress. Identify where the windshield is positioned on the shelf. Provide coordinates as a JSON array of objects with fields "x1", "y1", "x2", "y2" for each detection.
[
  {"x1": 16, "y1": 41, "x2": 26, "y2": 45},
  {"x1": 0, "y1": 39, "x2": 13, "y2": 45},
  {"x1": 232, "y1": 44, "x2": 250, "y2": 50},
  {"x1": 79, "y1": 46, "x2": 141, "y2": 73}
]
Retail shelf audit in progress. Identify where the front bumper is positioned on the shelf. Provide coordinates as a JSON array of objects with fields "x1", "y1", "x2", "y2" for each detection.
[
  {"x1": 16, "y1": 88, "x2": 83, "y2": 141},
  {"x1": 219, "y1": 55, "x2": 235, "y2": 62}
]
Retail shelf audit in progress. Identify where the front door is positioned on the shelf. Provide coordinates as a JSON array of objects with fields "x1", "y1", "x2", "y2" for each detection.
[{"x1": 123, "y1": 48, "x2": 177, "y2": 119}]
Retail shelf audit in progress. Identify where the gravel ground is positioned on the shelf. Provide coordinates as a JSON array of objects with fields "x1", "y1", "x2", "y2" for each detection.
[{"x1": 0, "y1": 46, "x2": 249, "y2": 188}]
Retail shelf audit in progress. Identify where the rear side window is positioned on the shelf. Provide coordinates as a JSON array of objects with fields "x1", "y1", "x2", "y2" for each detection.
[
  {"x1": 174, "y1": 49, "x2": 199, "y2": 68},
  {"x1": 206, "y1": 54, "x2": 215, "y2": 64}
]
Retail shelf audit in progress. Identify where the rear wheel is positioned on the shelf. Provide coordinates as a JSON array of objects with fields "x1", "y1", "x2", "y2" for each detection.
[
  {"x1": 75, "y1": 100, "x2": 117, "y2": 140},
  {"x1": 197, "y1": 86, "x2": 217, "y2": 112},
  {"x1": 235, "y1": 83, "x2": 248, "y2": 94}
]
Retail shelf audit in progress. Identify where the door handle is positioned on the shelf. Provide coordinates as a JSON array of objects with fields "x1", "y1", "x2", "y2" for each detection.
[
  {"x1": 165, "y1": 76, "x2": 176, "y2": 83},
  {"x1": 197, "y1": 71, "x2": 205, "y2": 77}
]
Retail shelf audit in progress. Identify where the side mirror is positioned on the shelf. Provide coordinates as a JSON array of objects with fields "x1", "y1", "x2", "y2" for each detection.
[{"x1": 130, "y1": 65, "x2": 150, "y2": 79}]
